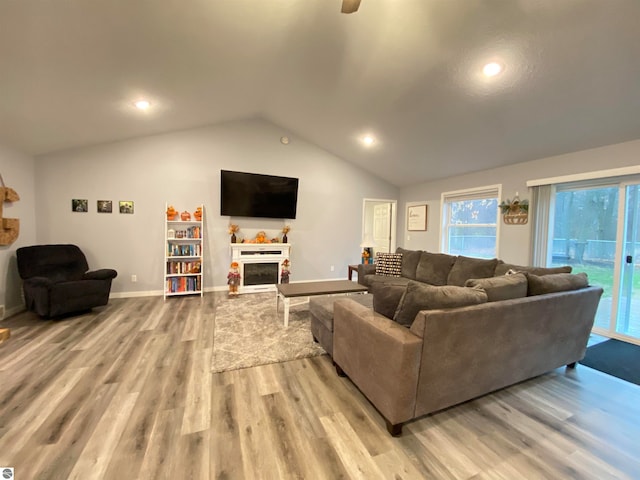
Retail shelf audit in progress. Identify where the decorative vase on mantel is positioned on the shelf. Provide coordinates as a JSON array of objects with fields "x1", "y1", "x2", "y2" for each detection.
[
  {"x1": 282, "y1": 234, "x2": 288, "y2": 243},
  {"x1": 231, "y1": 233, "x2": 237, "y2": 244}
]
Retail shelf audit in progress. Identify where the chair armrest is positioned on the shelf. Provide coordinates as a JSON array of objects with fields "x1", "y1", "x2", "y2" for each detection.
[
  {"x1": 83, "y1": 269, "x2": 118, "y2": 280},
  {"x1": 357, "y1": 263, "x2": 376, "y2": 285},
  {"x1": 24, "y1": 276, "x2": 54, "y2": 288},
  {"x1": 333, "y1": 299, "x2": 422, "y2": 425}
]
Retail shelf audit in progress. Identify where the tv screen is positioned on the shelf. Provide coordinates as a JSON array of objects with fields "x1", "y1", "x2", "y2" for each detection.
[{"x1": 220, "y1": 170, "x2": 299, "y2": 219}]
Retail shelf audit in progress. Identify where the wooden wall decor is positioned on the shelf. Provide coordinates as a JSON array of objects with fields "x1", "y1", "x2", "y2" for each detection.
[{"x1": 0, "y1": 174, "x2": 20, "y2": 246}]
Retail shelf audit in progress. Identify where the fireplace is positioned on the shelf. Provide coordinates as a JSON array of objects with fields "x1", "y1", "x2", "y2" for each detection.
[
  {"x1": 230, "y1": 243, "x2": 291, "y2": 293},
  {"x1": 243, "y1": 262, "x2": 278, "y2": 286}
]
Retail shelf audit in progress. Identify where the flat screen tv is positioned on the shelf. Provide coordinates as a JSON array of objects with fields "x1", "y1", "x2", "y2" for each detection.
[{"x1": 220, "y1": 170, "x2": 299, "y2": 219}]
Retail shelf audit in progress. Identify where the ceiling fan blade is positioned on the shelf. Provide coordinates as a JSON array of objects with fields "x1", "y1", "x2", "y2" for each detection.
[{"x1": 341, "y1": 0, "x2": 361, "y2": 14}]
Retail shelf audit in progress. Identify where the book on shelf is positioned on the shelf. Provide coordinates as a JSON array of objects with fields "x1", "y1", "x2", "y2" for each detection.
[
  {"x1": 166, "y1": 276, "x2": 202, "y2": 293},
  {"x1": 167, "y1": 244, "x2": 202, "y2": 257}
]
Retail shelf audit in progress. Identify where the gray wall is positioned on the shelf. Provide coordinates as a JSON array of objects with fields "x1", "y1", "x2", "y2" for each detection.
[
  {"x1": 0, "y1": 143, "x2": 37, "y2": 313},
  {"x1": 35, "y1": 118, "x2": 399, "y2": 295},
  {"x1": 398, "y1": 138, "x2": 640, "y2": 264}
]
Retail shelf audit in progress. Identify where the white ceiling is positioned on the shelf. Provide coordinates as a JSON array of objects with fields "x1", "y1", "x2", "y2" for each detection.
[{"x1": 1, "y1": 0, "x2": 640, "y2": 187}]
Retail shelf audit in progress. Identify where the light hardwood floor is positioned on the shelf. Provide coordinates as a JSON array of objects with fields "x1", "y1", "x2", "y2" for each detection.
[{"x1": 1, "y1": 294, "x2": 639, "y2": 479}]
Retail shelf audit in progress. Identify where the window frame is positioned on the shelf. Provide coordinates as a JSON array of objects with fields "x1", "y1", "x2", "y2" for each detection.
[{"x1": 440, "y1": 184, "x2": 502, "y2": 258}]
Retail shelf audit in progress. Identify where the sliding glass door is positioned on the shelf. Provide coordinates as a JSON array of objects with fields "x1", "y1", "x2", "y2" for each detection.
[
  {"x1": 617, "y1": 183, "x2": 640, "y2": 338},
  {"x1": 549, "y1": 180, "x2": 640, "y2": 341},
  {"x1": 551, "y1": 185, "x2": 618, "y2": 330}
]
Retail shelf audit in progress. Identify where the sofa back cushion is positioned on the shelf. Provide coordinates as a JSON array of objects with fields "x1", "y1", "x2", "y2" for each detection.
[
  {"x1": 393, "y1": 280, "x2": 488, "y2": 327},
  {"x1": 527, "y1": 272, "x2": 589, "y2": 296},
  {"x1": 447, "y1": 256, "x2": 499, "y2": 286},
  {"x1": 495, "y1": 262, "x2": 572, "y2": 276},
  {"x1": 415, "y1": 252, "x2": 457, "y2": 286},
  {"x1": 396, "y1": 247, "x2": 422, "y2": 280},
  {"x1": 465, "y1": 273, "x2": 528, "y2": 302},
  {"x1": 371, "y1": 283, "x2": 407, "y2": 319},
  {"x1": 374, "y1": 253, "x2": 403, "y2": 277}
]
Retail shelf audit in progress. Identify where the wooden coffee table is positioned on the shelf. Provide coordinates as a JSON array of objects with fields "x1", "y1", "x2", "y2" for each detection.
[{"x1": 276, "y1": 280, "x2": 368, "y2": 327}]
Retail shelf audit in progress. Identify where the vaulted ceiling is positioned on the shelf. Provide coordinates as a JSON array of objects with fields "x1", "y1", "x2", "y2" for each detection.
[{"x1": 1, "y1": 0, "x2": 639, "y2": 186}]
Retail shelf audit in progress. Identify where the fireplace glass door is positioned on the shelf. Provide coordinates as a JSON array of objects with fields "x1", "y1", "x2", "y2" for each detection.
[{"x1": 243, "y1": 262, "x2": 279, "y2": 286}]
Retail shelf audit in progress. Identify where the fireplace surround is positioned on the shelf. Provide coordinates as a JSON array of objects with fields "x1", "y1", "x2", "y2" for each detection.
[{"x1": 230, "y1": 243, "x2": 291, "y2": 294}]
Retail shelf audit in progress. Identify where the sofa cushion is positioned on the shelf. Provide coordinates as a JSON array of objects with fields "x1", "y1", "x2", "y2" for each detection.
[
  {"x1": 396, "y1": 247, "x2": 422, "y2": 280},
  {"x1": 495, "y1": 262, "x2": 572, "y2": 276},
  {"x1": 371, "y1": 283, "x2": 407, "y2": 319},
  {"x1": 309, "y1": 294, "x2": 374, "y2": 332},
  {"x1": 375, "y1": 253, "x2": 403, "y2": 277},
  {"x1": 465, "y1": 273, "x2": 528, "y2": 302},
  {"x1": 365, "y1": 275, "x2": 411, "y2": 289},
  {"x1": 527, "y1": 272, "x2": 589, "y2": 296},
  {"x1": 447, "y1": 256, "x2": 499, "y2": 286},
  {"x1": 415, "y1": 252, "x2": 457, "y2": 286},
  {"x1": 393, "y1": 280, "x2": 488, "y2": 327}
]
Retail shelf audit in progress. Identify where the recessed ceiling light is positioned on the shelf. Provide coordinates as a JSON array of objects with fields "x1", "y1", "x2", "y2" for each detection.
[
  {"x1": 362, "y1": 135, "x2": 375, "y2": 146},
  {"x1": 134, "y1": 100, "x2": 151, "y2": 110},
  {"x1": 482, "y1": 62, "x2": 503, "y2": 77},
  {"x1": 280, "y1": 136, "x2": 290, "y2": 145}
]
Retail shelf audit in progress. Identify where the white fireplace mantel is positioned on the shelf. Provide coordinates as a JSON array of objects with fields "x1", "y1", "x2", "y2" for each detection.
[{"x1": 230, "y1": 243, "x2": 291, "y2": 293}]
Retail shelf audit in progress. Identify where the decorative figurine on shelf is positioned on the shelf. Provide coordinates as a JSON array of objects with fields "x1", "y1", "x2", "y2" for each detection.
[
  {"x1": 361, "y1": 249, "x2": 371, "y2": 264},
  {"x1": 282, "y1": 225, "x2": 290, "y2": 243},
  {"x1": 181, "y1": 211, "x2": 191, "y2": 221},
  {"x1": 281, "y1": 259, "x2": 291, "y2": 284},
  {"x1": 255, "y1": 231, "x2": 268, "y2": 243},
  {"x1": 193, "y1": 206, "x2": 203, "y2": 221},
  {"x1": 227, "y1": 261, "x2": 241, "y2": 296},
  {"x1": 228, "y1": 224, "x2": 239, "y2": 243},
  {"x1": 166, "y1": 205, "x2": 177, "y2": 220}
]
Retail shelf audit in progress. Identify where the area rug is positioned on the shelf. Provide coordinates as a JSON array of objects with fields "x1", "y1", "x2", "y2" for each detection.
[
  {"x1": 211, "y1": 292, "x2": 326, "y2": 373},
  {"x1": 579, "y1": 339, "x2": 640, "y2": 386}
]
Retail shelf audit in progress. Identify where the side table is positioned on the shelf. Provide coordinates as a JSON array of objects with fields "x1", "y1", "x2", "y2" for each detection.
[{"x1": 348, "y1": 264, "x2": 359, "y2": 281}]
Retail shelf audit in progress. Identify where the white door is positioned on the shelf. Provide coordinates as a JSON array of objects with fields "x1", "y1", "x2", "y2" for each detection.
[{"x1": 373, "y1": 203, "x2": 392, "y2": 254}]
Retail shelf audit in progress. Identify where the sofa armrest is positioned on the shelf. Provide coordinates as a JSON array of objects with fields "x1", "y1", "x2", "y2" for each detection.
[
  {"x1": 83, "y1": 269, "x2": 118, "y2": 281},
  {"x1": 24, "y1": 276, "x2": 54, "y2": 288},
  {"x1": 333, "y1": 299, "x2": 423, "y2": 426},
  {"x1": 357, "y1": 263, "x2": 376, "y2": 286}
]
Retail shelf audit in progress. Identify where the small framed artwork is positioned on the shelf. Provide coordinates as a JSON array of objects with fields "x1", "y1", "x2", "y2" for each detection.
[
  {"x1": 119, "y1": 201, "x2": 134, "y2": 214},
  {"x1": 72, "y1": 199, "x2": 88, "y2": 212},
  {"x1": 407, "y1": 204, "x2": 428, "y2": 231},
  {"x1": 97, "y1": 200, "x2": 112, "y2": 213}
]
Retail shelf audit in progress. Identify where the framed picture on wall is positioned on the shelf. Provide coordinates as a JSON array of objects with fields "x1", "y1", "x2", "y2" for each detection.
[
  {"x1": 97, "y1": 200, "x2": 112, "y2": 213},
  {"x1": 407, "y1": 204, "x2": 427, "y2": 231},
  {"x1": 119, "y1": 201, "x2": 134, "y2": 214},
  {"x1": 72, "y1": 199, "x2": 88, "y2": 212}
]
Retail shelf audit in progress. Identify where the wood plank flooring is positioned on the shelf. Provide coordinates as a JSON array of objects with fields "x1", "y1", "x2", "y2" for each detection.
[{"x1": 1, "y1": 294, "x2": 639, "y2": 479}]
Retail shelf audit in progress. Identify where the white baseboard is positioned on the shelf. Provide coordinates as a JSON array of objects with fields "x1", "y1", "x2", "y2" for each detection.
[{"x1": 110, "y1": 285, "x2": 228, "y2": 299}]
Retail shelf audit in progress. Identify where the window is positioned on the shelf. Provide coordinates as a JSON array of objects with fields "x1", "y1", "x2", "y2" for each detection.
[{"x1": 441, "y1": 185, "x2": 501, "y2": 258}]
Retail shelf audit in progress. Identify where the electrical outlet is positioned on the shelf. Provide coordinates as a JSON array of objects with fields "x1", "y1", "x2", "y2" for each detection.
[
  {"x1": 330, "y1": 265, "x2": 334, "y2": 272},
  {"x1": 131, "y1": 274, "x2": 137, "y2": 282},
  {"x1": 407, "y1": 235, "x2": 411, "y2": 241}
]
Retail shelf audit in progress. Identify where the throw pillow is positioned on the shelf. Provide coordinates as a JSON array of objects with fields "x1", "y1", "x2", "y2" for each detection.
[
  {"x1": 375, "y1": 253, "x2": 403, "y2": 277},
  {"x1": 396, "y1": 247, "x2": 422, "y2": 280},
  {"x1": 465, "y1": 273, "x2": 528, "y2": 302},
  {"x1": 393, "y1": 280, "x2": 488, "y2": 327},
  {"x1": 495, "y1": 262, "x2": 572, "y2": 276},
  {"x1": 371, "y1": 283, "x2": 407, "y2": 319},
  {"x1": 447, "y1": 256, "x2": 499, "y2": 286},
  {"x1": 415, "y1": 251, "x2": 457, "y2": 286},
  {"x1": 527, "y1": 272, "x2": 589, "y2": 296}
]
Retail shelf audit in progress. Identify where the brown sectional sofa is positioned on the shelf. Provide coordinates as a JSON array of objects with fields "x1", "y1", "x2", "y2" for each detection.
[{"x1": 332, "y1": 248, "x2": 603, "y2": 436}]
